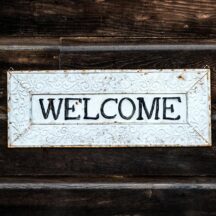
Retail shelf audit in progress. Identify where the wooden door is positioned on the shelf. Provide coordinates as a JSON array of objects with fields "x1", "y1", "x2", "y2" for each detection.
[{"x1": 0, "y1": 0, "x2": 216, "y2": 215}]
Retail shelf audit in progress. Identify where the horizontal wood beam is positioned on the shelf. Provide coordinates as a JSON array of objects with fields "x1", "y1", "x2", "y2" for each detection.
[
  {"x1": 0, "y1": 44, "x2": 216, "y2": 51},
  {"x1": 0, "y1": 177, "x2": 215, "y2": 215},
  {"x1": 1, "y1": 182, "x2": 216, "y2": 190},
  {"x1": 0, "y1": 0, "x2": 216, "y2": 38}
]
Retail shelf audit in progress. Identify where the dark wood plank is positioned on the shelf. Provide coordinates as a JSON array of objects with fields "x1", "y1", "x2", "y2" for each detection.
[
  {"x1": 1, "y1": 37, "x2": 216, "y2": 45},
  {"x1": 61, "y1": 37, "x2": 216, "y2": 45},
  {"x1": 0, "y1": 177, "x2": 215, "y2": 215},
  {"x1": 0, "y1": 0, "x2": 216, "y2": 38},
  {"x1": 0, "y1": 206, "x2": 212, "y2": 216},
  {"x1": 0, "y1": 48, "x2": 216, "y2": 176},
  {"x1": 0, "y1": 37, "x2": 60, "y2": 45}
]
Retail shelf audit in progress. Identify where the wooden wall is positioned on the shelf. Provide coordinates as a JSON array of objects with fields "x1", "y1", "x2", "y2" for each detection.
[{"x1": 0, "y1": 0, "x2": 216, "y2": 215}]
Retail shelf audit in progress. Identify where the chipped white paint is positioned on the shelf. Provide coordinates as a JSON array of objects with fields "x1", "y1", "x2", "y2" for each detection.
[{"x1": 8, "y1": 69, "x2": 211, "y2": 147}]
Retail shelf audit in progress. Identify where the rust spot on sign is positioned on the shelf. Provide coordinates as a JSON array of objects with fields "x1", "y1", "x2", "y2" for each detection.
[{"x1": 178, "y1": 75, "x2": 185, "y2": 80}]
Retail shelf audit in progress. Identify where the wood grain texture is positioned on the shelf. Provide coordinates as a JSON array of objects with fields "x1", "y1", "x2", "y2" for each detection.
[
  {"x1": 0, "y1": 190, "x2": 214, "y2": 216},
  {"x1": 1, "y1": 37, "x2": 216, "y2": 45},
  {"x1": 0, "y1": 177, "x2": 215, "y2": 215},
  {"x1": 0, "y1": 48, "x2": 216, "y2": 176},
  {"x1": 0, "y1": 0, "x2": 216, "y2": 214},
  {"x1": 0, "y1": 0, "x2": 216, "y2": 38},
  {"x1": 61, "y1": 37, "x2": 216, "y2": 45}
]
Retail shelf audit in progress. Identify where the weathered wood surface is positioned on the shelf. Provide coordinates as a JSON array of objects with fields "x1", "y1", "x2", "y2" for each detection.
[
  {"x1": 0, "y1": 0, "x2": 216, "y2": 38},
  {"x1": 0, "y1": 48, "x2": 216, "y2": 176},
  {"x1": 0, "y1": 191, "x2": 214, "y2": 216},
  {"x1": 1, "y1": 37, "x2": 216, "y2": 45},
  {"x1": 0, "y1": 0, "x2": 216, "y2": 214},
  {"x1": 0, "y1": 177, "x2": 214, "y2": 215}
]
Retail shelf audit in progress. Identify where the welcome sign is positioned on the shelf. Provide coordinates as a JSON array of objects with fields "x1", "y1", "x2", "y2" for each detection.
[
  {"x1": 8, "y1": 69, "x2": 211, "y2": 147},
  {"x1": 33, "y1": 94, "x2": 186, "y2": 124}
]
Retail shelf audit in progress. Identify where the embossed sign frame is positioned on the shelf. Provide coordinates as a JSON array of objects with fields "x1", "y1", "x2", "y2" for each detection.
[{"x1": 8, "y1": 69, "x2": 211, "y2": 147}]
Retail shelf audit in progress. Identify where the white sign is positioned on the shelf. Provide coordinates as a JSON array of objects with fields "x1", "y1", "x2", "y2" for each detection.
[{"x1": 8, "y1": 69, "x2": 211, "y2": 147}]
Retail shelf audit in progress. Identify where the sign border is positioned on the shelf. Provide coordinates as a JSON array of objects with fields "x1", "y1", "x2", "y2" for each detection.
[{"x1": 8, "y1": 69, "x2": 211, "y2": 148}]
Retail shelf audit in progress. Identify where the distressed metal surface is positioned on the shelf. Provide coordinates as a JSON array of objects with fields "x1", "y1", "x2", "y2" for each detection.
[{"x1": 8, "y1": 69, "x2": 211, "y2": 147}]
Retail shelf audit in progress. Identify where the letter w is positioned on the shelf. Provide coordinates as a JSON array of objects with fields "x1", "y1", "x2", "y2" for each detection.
[{"x1": 39, "y1": 98, "x2": 63, "y2": 120}]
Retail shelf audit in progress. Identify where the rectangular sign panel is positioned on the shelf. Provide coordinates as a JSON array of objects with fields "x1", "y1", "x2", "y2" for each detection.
[
  {"x1": 32, "y1": 94, "x2": 187, "y2": 124},
  {"x1": 8, "y1": 69, "x2": 211, "y2": 147}
]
